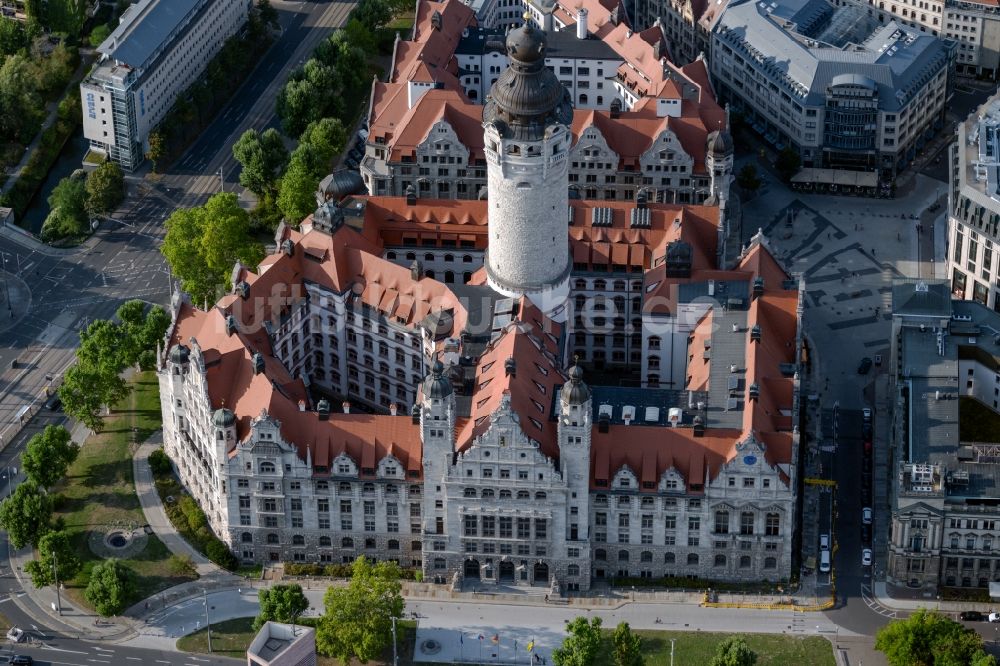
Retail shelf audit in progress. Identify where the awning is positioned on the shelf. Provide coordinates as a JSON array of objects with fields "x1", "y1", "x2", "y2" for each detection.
[{"x1": 790, "y1": 168, "x2": 878, "y2": 187}]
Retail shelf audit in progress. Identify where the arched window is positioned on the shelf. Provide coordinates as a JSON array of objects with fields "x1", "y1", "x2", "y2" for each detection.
[
  {"x1": 687, "y1": 553, "x2": 699, "y2": 565},
  {"x1": 266, "y1": 533, "x2": 279, "y2": 545},
  {"x1": 388, "y1": 539, "x2": 400, "y2": 550},
  {"x1": 464, "y1": 487, "x2": 478, "y2": 498},
  {"x1": 434, "y1": 557, "x2": 446, "y2": 569},
  {"x1": 568, "y1": 564, "x2": 580, "y2": 576},
  {"x1": 425, "y1": 270, "x2": 435, "y2": 279},
  {"x1": 342, "y1": 537, "x2": 354, "y2": 548},
  {"x1": 714, "y1": 554, "x2": 726, "y2": 567},
  {"x1": 764, "y1": 557, "x2": 777, "y2": 569},
  {"x1": 481, "y1": 488, "x2": 495, "y2": 498},
  {"x1": 618, "y1": 550, "x2": 629, "y2": 562},
  {"x1": 640, "y1": 551, "x2": 653, "y2": 563},
  {"x1": 740, "y1": 555, "x2": 752, "y2": 568},
  {"x1": 292, "y1": 535, "x2": 305, "y2": 546},
  {"x1": 463, "y1": 272, "x2": 472, "y2": 283},
  {"x1": 579, "y1": 93, "x2": 588, "y2": 105},
  {"x1": 424, "y1": 253, "x2": 435, "y2": 262},
  {"x1": 499, "y1": 489, "x2": 512, "y2": 499},
  {"x1": 259, "y1": 461, "x2": 275, "y2": 474},
  {"x1": 386, "y1": 251, "x2": 397, "y2": 260},
  {"x1": 535, "y1": 491, "x2": 547, "y2": 500},
  {"x1": 517, "y1": 490, "x2": 530, "y2": 500},
  {"x1": 574, "y1": 279, "x2": 587, "y2": 289},
  {"x1": 241, "y1": 532, "x2": 253, "y2": 543},
  {"x1": 664, "y1": 552, "x2": 675, "y2": 564},
  {"x1": 444, "y1": 254, "x2": 454, "y2": 262},
  {"x1": 595, "y1": 549, "x2": 607, "y2": 561},
  {"x1": 319, "y1": 536, "x2": 332, "y2": 547},
  {"x1": 593, "y1": 279, "x2": 606, "y2": 290}
]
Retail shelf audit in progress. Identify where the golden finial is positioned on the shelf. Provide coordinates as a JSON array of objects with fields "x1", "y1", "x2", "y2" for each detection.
[{"x1": 523, "y1": 10, "x2": 531, "y2": 22}]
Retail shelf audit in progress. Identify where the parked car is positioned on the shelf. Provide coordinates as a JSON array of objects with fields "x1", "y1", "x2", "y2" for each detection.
[
  {"x1": 862, "y1": 422, "x2": 873, "y2": 440},
  {"x1": 864, "y1": 440, "x2": 872, "y2": 454},
  {"x1": 819, "y1": 534, "x2": 830, "y2": 551},
  {"x1": 858, "y1": 357, "x2": 873, "y2": 374},
  {"x1": 960, "y1": 611, "x2": 985, "y2": 621},
  {"x1": 861, "y1": 548, "x2": 872, "y2": 567},
  {"x1": 7, "y1": 656, "x2": 32, "y2": 665},
  {"x1": 989, "y1": 612, "x2": 1000, "y2": 623},
  {"x1": 861, "y1": 524, "x2": 872, "y2": 544},
  {"x1": 862, "y1": 407, "x2": 873, "y2": 422},
  {"x1": 45, "y1": 394, "x2": 62, "y2": 411},
  {"x1": 819, "y1": 550, "x2": 831, "y2": 573},
  {"x1": 862, "y1": 507, "x2": 872, "y2": 524}
]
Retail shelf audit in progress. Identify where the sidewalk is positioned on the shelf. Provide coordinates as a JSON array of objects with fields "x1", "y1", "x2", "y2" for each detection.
[{"x1": 872, "y1": 581, "x2": 989, "y2": 615}]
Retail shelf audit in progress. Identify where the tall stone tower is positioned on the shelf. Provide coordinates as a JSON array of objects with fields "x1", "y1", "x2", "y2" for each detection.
[
  {"x1": 483, "y1": 18, "x2": 574, "y2": 321},
  {"x1": 419, "y1": 360, "x2": 455, "y2": 547}
]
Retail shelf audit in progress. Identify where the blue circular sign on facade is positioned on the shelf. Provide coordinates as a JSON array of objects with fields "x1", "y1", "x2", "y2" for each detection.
[{"x1": 743, "y1": 455, "x2": 757, "y2": 465}]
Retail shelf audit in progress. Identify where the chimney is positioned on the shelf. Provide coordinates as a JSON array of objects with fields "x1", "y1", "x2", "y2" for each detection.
[
  {"x1": 298, "y1": 399, "x2": 306, "y2": 412},
  {"x1": 598, "y1": 413, "x2": 610, "y2": 433},
  {"x1": 752, "y1": 276, "x2": 764, "y2": 299},
  {"x1": 317, "y1": 398, "x2": 330, "y2": 420},
  {"x1": 576, "y1": 8, "x2": 588, "y2": 39},
  {"x1": 235, "y1": 281, "x2": 250, "y2": 300},
  {"x1": 750, "y1": 324, "x2": 761, "y2": 343},
  {"x1": 431, "y1": 9, "x2": 442, "y2": 30},
  {"x1": 504, "y1": 357, "x2": 516, "y2": 377},
  {"x1": 748, "y1": 383, "x2": 759, "y2": 402},
  {"x1": 610, "y1": 98, "x2": 622, "y2": 119},
  {"x1": 226, "y1": 314, "x2": 237, "y2": 336},
  {"x1": 411, "y1": 403, "x2": 421, "y2": 424},
  {"x1": 390, "y1": 403, "x2": 398, "y2": 416},
  {"x1": 342, "y1": 401, "x2": 351, "y2": 414},
  {"x1": 282, "y1": 239, "x2": 294, "y2": 256},
  {"x1": 405, "y1": 184, "x2": 417, "y2": 206},
  {"x1": 693, "y1": 415, "x2": 705, "y2": 437},
  {"x1": 411, "y1": 260, "x2": 423, "y2": 281},
  {"x1": 636, "y1": 190, "x2": 647, "y2": 210},
  {"x1": 252, "y1": 352, "x2": 265, "y2": 375}
]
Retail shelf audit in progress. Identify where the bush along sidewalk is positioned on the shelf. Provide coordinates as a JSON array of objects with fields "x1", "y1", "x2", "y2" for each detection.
[{"x1": 151, "y1": 449, "x2": 238, "y2": 571}]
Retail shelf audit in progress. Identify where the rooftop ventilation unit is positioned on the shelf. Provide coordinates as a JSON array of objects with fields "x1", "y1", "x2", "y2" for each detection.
[
  {"x1": 622, "y1": 405, "x2": 635, "y2": 424},
  {"x1": 645, "y1": 406, "x2": 660, "y2": 422},
  {"x1": 592, "y1": 207, "x2": 614, "y2": 227},
  {"x1": 667, "y1": 407, "x2": 682, "y2": 426}
]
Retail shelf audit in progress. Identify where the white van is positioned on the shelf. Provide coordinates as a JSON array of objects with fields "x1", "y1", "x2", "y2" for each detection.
[{"x1": 819, "y1": 550, "x2": 831, "y2": 573}]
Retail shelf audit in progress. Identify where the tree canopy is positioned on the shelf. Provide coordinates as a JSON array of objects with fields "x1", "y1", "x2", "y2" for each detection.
[
  {"x1": 21, "y1": 425, "x2": 78, "y2": 489},
  {"x1": 277, "y1": 150, "x2": 320, "y2": 224},
  {"x1": 254, "y1": 584, "x2": 310, "y2": 631},
  {"x1": 59, "y1": 360, "x2": 130, "y2": 432},
  {"x1": 42, "y1": 174, "x2": 88, "y2": 241},
  {"x1": 709, "y1": 636, "x2": 757, "y2": 666},
  {"x1": 24, "y1": 530, "x2": 80, "y2": 588},
  {"x1": 0, "y1": 480, "x2": 51, "y2": 549},
  {"x1": 233, "y1": 127, "x2": 289, "y2": 199},
  {"x1": 552, "y1": 617, "x2": 602, "y2": 666},
  {"x1": 315, "y1": 556, "x2": 405, "y2": 663},
  {"x1": 85, "y1": 558, "x2": 134, "y2": 616},
  {"x1": 161, "y1": 192, "x2": 264, "y2": 304},
  {"x1": 85, "y1": 161, "x2": 125, "y2": 216},
  {"x1": 875, "y1": 609, "x2": 997, "y2": 666},
  {"x1": 612, "y1": 622, "x2": 643, "y2": 666}
]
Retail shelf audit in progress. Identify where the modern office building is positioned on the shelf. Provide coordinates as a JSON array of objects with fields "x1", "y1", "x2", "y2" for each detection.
[
  {"x1": 159, "y1": 21, "x2": 802, "y2": 590},
  {"x1": 711, "y1": 0, "x2": 954, "y2": 182},
  {"x1": 948, "y1": 92, "x2": 1000, "y2": 310},
  {"x1": 887, "y1": 280, "x2": 1000, "y2": 592},
  {"x1": 80, "y1": 0, "x2": 250, "y2": 170}
]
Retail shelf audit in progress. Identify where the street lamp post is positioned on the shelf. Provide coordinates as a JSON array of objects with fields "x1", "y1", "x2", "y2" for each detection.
[
  {"x1": 52, "y1": 550, "x2": 61, "y2": 615},
  {"x1": 670, "y1": 638, "x2": 675, "y2": 666},
  {"x1": 391, "y1": 616, "x2": 398, "y2": 666},
  {"x1": 203, "y1": 589, "x2": 212, "y2": 653},
  {"x1": 218, "y1": 167, "x2": 225, "y2": 193}
]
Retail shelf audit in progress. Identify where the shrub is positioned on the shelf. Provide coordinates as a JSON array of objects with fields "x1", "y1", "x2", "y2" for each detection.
[
  {"x1": 168, "y1": 553, "x2": 194, "y2": 576},
  {"x1": 179, "y1": 495, "x2": 208, "y2": 534},
  {"x1": 206, "y1": 538, "x2": 238, "y2": 571},
  {"x1": 147, "y1": 449, "x2": 172, "y2": 477},
  {"x1": 138, "y1": 349, "x2": 156, "y2": 371}
]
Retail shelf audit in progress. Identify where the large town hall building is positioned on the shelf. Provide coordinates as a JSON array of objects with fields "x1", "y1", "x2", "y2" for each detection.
[{"x1": 158, "y1": 16, "x2": 804, "y2": 592}]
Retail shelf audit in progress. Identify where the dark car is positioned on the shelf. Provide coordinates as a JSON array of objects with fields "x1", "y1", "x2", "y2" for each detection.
[
  {"x1": 858, "y1": 357, "x2": 873, "y2": 374},
  {"x1": 45, "y1": 394, "x2": 62, "y2": 411},
  {"x1": 861, "y1": 524, "x2": 872, "y2": 544},
  {"x1": 8, "y1": 655, "x2": 33, "y2": 665},
  {"x1": 862, "y1": 422, "x2": 873, "y2": 440},
  {"x1": 961, "y1": 611, "x2": 985, "y2": 622}
]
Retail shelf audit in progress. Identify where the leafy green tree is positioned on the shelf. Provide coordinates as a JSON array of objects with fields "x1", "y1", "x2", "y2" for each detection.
[
  {"x1": 44, "y1": 0, "x2": 87, "y2": 36},
  {"x1": 341, "y1": 18, "x2": 377, "y2": 55},
  {"x1": 148, "y1": 449, "x2": 173, "y2": 477},
  {"x1": 709, "y1": 637, "x2": 757, "y2": 666},
  {"x1": 161, "y1": 192, "x2": 264, "y2": 303},
  {"x1": 354, "y1": 0, "x2": 392, "y2": 30},
  {"x1": 34, "y1": 41, "x2": 76, "y2": 95},
  {"x1": 24, "y1": 530, "x2": 80, "y2": 588},
  {"x1": 876, "y1": 609, "x2": 994, "y2": 666},
  {"x1": 85, "y1": 161, "x2": 125, "y2": 216},
  {"x1": 0, "y1": 17, "x2": 27, "y2": 57},
  {"x1": 254, "y1": 584, "x2": 310, "y2": 630},
  {"x1": 612, "y1": 622, "x2": 643, "y2": 666},
  {"x1": 21, "y1": 425, "x2": 78, "y2": 489},
  {"x1": 735, "y1": 164, "x2": 761, "y2": 196},
  {"x1": 112, "y1": 300, "x2": 169, "y2": 367},
  {"x1": 0, "y1": 480, "x2": 51, "y2": 549},
  {"x1": 85, "y1": 558, "x2": 134, "y2": 616},
  {"x1": 77, "y1": 319, "x2": 127, "y2": 373},
  {"x1": 299, "y1": 117, "x2": 346, "y2": 174},
  {"x1": 89, "y1": 23, "x2": 110, "y2": 47},
  {"x1": 256, "y1": 0, "x2": 279, "y2": 28},
  {"x1": 146, "y1": 130, "x2": 166, "y2": 172},
  {"x1": 316, "y1": 556, "x2": 405, "y2": 663},
  {"x1": 775, "y1": 146, "x2": 801, "y2": 181},
  {"x1": 205, "y1": 538, "x2": 238, "y2": 570},
  {"x1": 233, "y1": 127, "x2": 289, "y2": 198},
  {"x1": 277, "y1": 153, "x2": 319, "y2": 224},
  {"x1": 0, "y1": 55, "x2": 42, "y2": 143},
  {"x1": 59, "y1": 363, "x2": 130, "y2": 432},
  {"x1": 552, "y1": 617, "x2": 602, "y2": 666},
  {"x1": 43, "y1": 175, "x2": 88, "y2": 240}
]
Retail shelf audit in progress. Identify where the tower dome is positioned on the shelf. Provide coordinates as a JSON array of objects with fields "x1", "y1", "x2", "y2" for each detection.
[
  {"x1": 423, "y1": 360, "x2": 454, "y2": 400},
  {"x1": 168, "y1": 344, "x2": 190, "y2": 364},
  {"x1": 561, "y1": 363, "x2": 591, "y2": 406},
  {"x1": 707, "y1": 129, "x2": 734, "y2": 157},
  {"x1": 483, "y1": 19, "x2": 572, "y2": 141},
  {"x1": 213, "y1": 407, "x2": 236, "y2": 428}
]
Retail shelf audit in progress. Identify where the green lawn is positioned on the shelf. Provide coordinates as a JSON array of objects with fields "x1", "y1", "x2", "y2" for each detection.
[
  {"x1": 959, "y1": 396, "x2": 1000, "y2": 443},
  {"x1": 52, "y1": 371, "x2": 198, "y2": 610},
  {"x1": 594, "y1": 630, "x2": 836, "y2": 666}
]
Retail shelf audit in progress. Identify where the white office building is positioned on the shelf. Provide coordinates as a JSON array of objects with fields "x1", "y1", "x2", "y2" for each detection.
[{"x1": 80, "y1": 0, "x2": 250, "y2": 170}]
